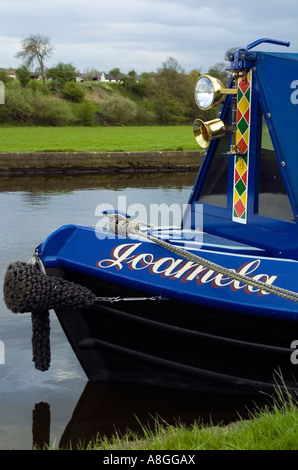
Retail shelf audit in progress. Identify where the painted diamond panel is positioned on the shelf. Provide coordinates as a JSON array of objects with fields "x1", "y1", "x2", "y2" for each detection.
[{"x1": 233, "y1": 71, "x2": 252, "y2": 224}]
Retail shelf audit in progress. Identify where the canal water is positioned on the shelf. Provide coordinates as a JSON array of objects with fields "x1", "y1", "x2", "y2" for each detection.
[{"x1": 0, "y1": 172, "x2": 268, "y2": 450}]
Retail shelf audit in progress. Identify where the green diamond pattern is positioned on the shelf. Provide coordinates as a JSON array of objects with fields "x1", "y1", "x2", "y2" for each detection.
[
  {"x1": 237, "y1": 117, "x2": 249, "y2": 135},
  {"x1": 235, "y1": 178, "x2": 246, "y2": 196}
]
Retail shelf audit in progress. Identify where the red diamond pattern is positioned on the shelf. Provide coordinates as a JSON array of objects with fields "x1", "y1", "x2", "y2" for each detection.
[
  {"x1": 239, "y1": 76, "x2": 250, "y2": 94},
  {"x1": 237, "y1": 137, "x2": 247, "y2": 154},
  {"x1": 234, "y1": 198, "x2": 246, "y2": 218}
]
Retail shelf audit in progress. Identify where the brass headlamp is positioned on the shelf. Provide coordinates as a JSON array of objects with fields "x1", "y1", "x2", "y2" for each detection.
[
  {"x1": 194, "y1": 75, "x2": 237, "y2": 110},
  {"x1": 193, "y1": 74, "x2": 238, "y2": 149}
]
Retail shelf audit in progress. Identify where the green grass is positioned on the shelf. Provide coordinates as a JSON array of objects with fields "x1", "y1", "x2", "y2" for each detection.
[
  {"x1": 0, "y1": 125, "x2": 199, "y2": 153},
  {"x1": 84, "y1": 387, "x2": 298, "y2": 451}
]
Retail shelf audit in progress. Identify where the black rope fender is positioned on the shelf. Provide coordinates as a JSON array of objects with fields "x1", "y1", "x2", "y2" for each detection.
[{"x1": 3, "y1": 261, "x2": 96, "y2": 371}]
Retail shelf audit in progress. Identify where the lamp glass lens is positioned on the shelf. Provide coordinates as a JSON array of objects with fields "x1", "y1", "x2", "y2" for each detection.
[{"x1": 195, "y1": 76, "x2": 214, "y2": 109}]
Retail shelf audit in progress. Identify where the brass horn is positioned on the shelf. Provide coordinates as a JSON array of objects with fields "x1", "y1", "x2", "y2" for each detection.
[{"x1": 193, "y1": 118, "x2": 226, "y2": 149}]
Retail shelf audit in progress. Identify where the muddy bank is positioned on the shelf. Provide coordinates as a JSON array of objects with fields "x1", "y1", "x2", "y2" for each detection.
[{"x1": 0, "y1": 150, "x2": 204, "y2": 176}]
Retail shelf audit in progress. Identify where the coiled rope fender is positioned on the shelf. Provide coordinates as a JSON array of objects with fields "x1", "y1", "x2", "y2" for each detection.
[
  {"x1": 3, "y1": 261, "x2": 96, "y2": 371},
  {"x1": 3, "y1": 256, "x2": 162, "y2": 372},
  {"x1": 107, "y1": 213, "x2": 298, "y2": 303}
]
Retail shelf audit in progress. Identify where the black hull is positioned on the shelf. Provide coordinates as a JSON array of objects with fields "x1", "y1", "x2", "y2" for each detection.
[{"x1": 49, "y1": 268, "x2": 298, "y2": 397}]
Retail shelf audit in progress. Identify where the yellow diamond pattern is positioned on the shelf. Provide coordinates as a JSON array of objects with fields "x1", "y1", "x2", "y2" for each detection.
[
  {"x1": 236, "y1": 157, "x2": 247, "y2": 176},
  {"x1": 238, "y1": 96, "x2": 249, "y2": 115}
]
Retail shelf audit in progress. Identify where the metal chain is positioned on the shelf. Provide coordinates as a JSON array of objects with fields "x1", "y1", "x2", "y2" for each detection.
[{"x1": 95, "y1": 295, "x2": 164, "y2": 303}]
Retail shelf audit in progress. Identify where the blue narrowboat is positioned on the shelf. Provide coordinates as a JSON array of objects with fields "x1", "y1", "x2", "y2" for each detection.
[{"x1": 4, "y1": 38, "x2": 298, "y2": 396}]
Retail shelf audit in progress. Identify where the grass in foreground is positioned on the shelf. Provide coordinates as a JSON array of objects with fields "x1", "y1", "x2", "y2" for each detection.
[
  {"x1": 83, "y1": 387, "x2": 298, "y2": 451},
  {"x1": 0, "y1": 125, "x2": 199, "y2": 153}
]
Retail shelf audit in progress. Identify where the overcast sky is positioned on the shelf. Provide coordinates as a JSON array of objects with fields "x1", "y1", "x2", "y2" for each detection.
[{"x1": 1, "y1": 0, "x2": 297, "y2": 74}]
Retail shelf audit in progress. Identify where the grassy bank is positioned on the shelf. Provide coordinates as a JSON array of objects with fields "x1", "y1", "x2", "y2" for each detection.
[
  {"x1": 84, "y1": 388, "x2": 298, "y2": 451},
  {"x1": 0, "y1": 125, "x2": 199, "y2": 153}
]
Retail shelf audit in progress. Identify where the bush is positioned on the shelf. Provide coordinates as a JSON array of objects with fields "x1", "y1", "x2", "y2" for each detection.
[
  {"x1": 135, "y1": 104, "x2": 156, "y2": 125},
  {"x1": 1, "y1": 87, "x2": 35, "y2": 124},
  {"x1": 27, "y1": 79, "x2": 51, "y2": 95},
  {"x1": 33, "y1": 95, "x2": 77, "y2": 126},
  {"x1": 62, "y1": 82, "x2": 85, "y2": 102},
  {"x1": 153, "y1": 93, "x2": 187, "y2": 124},
  {"x1": 100, "y1": 94, "x2": 137, "y2": 125},
  {"x1": 1, "y1": 87, "x2": 76, "y2": 126},
  {"x1": 78, "y1": 100, "x2": 96, "y2": 126}
]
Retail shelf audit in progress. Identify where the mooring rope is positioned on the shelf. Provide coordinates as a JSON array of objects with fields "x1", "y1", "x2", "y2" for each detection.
[{"x1": 107, "y1": 213, "x2": 298, "y2": 303}]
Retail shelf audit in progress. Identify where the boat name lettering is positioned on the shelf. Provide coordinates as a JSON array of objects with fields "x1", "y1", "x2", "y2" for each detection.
[
  {"x1": 96, "y1": 243, "x2": 278, "y2": 296},
  {"x1": 290, "y1": 80, "x2": 298, "y2": 104}
]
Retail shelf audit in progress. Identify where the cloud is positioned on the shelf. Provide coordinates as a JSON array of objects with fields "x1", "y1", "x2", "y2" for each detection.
[{"x1": 0, "y1": 0, "x2": 297, "y2": 73}]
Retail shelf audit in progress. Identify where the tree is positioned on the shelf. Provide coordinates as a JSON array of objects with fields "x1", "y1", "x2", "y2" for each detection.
[
  {"x1": 158, "y1": 57, "x2": 184, "y2": 76},
  {"x1": 156, "y1": 57, "x2": 188, "y2": 102},
  {"x1": 109, "y1": 68, "x2": 121, "y2": 80},
  {"x1": 15, "y1": 34, "x2": 54, "y2": 86},
  {"x1": 15, "y1": 65, "x2": 31, "y2": 87},
  {"x1": 47, "y1": 62, "x2": 77, "y2": 86},
  {"x1": 148, "y1": 57, "x2": 189, "y2": 123},
  {"x1": 208, "y1": 62, "x2": 230, "y2": 86},
  {"x1": 128, "y1": 69, "x2": 137, "y2": 80}
]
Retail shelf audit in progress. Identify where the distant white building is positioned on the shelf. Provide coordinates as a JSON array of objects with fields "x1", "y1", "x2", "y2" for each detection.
[
  {"x1": 76, "y1": 70, "x2": 141, "y2": 83},
  {"x1": 5, "y1": 69, "x2": 17, "y2": 79},
  {"x1": 77, "y1": 71, "x2": 123, "y2": 83}
]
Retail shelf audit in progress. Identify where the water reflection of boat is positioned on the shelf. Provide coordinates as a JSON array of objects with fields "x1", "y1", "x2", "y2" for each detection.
[
  {"x1": 4, "y1": 38, "x2": 298, "y2": 397},
  {"x1": 58, "y1": 382, "x2": 271, "y2": 449}
]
